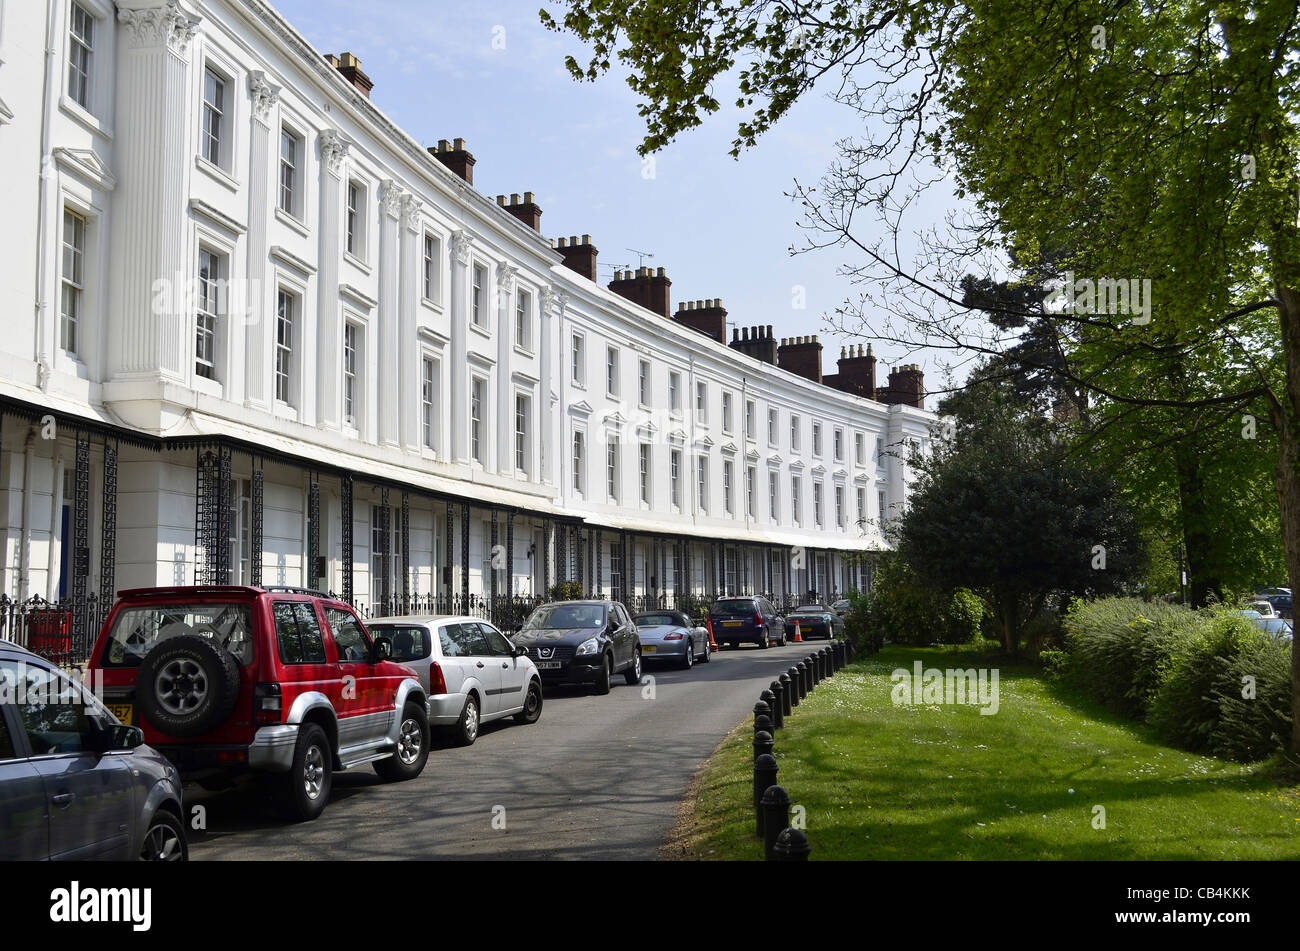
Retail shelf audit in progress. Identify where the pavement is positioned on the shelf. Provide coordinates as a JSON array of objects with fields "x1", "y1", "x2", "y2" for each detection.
[{"x1": 188, "y1": 640, "x2": 828, "y2": 860}]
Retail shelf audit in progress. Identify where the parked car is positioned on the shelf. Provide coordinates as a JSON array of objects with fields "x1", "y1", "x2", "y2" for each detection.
[
  {"x1": 709, "y1": 596, "x2": 784, "y2": 648},
  {"x1": 784, "y1": 604, "x2": 844, "y2": 640},
  {"x1": 1256, "y1": 590, "x2": 1293, "y2": 619},
  {"x1": 0, "y1": 640, "x2": 187, "y2": 860},
  {"x1": 830, "y1": 599, "x2": 851, "y2": 619},
  {"x1": 1237, "y1": 609, "x2": 1294, "y2": 642},
  {"x1": 87, "y1": 585, "x2": 429, "y2": 821},
  {"x1": 1247, "y1": 600, "x2": 1277, "y2": 618},
  {"x1": 366, "y1": 615, "x2": 542, "y2": 745},
  {"x1": 512, "y1": 600, "x2": 642, "y2": 694},
  {"x1": 632, "y1": 611, "x2": 711, "y2": 668}
]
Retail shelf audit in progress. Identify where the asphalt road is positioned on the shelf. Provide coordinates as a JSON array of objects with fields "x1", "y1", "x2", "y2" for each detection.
[{"x1": 188, "y1": 640, "x2": 825, "y2": 860}]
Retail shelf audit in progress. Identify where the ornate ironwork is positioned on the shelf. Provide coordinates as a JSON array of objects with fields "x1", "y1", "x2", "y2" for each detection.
[
  {"x1": 250, "y1": 461, "x2": 264, "y2": 587},
  {"x1": 307, "y1": 472, "x2": 321, "y2": 590},
  {"x1": 595, "y1": 529, "x2": 603, "y2": 596},
  {"x1": 71, "y1": 431, "x2": 90, "y2": 647},
  {"x1": 444, "y1": 501, "x2": 455, "y2": 597},
  {"x1": 98, "y1": 436, "x2": 117, "y2": 627},
  {"x1": 401, "y1": 492, "x2": 411, "y2": 602},
  {"x1": 460, "y1": 502, "x2": 470, "y2": 603},
  {"x1": 505, "y1": 511, "x2": 514, "y2": 597},
  {"x1": 341, "y1": 474, "x2": 353, "y2": 604},
  {"x1": 555, "y1": 521, "x2": 566, "y2": 586},
  {"x1": 194, "y1": 446, "x2": 233, "y2": 585},
  {"x1": 379, "y1": 487, "x2": 391, "y2": 608},
  {"x1": 542, "y1": 519, "x2": 551, "y2": 593},
  {"x1": 490, "y1": 510, "x2": 499, "y2": 600}
]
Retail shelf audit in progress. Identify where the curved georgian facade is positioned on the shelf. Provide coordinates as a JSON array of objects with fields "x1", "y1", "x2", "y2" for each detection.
[{"x1": 0, "y1": 0, "x2": 936, "y2": 649}]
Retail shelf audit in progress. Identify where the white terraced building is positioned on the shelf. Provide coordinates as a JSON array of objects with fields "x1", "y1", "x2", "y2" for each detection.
[{"x1": 0, "y1": 0, "x2": 937, "y2": 653}]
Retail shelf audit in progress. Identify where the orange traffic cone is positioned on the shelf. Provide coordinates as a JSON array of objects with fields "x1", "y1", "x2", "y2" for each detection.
[
  {"x1": 793, "y1": 620, "x2": 803, "y2": 642},
  {"x1": 706, "y1": 615, "x2": 718, "y2": 653}
]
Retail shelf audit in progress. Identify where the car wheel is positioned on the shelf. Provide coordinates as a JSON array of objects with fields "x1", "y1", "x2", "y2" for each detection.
[
  {"x1": 592, "y1": 655, "x2": 612, "y2": 695},
  {"x1": 280, "y1": 722, "x2": 332, "y2": 822},
  {"x1": 138, "y1": 810, "x2": 187, "y2": 862},
  {"x1": 780, "y1": 630, "x2": 788, "y2": 646},
  {"x1": 374, "y1": 702, "x2": 429, "y2": 782},
  {"x1": 759, "y1": 630, "x2": 770, "y2": 649},
  {"x1": 623, "y1": 648, "x2": 643, "y2": 685},
  {"x1": 681, "y1": 641, "x2": 694, "y2": 670},
  {"x1": 699, "y1": 636, "x2": 711, "y2": 663},
  {"x1": 136, "y1": 635, "x2": 240, "y2": 738},
  {"x1": 514, "y1": 680, "x2": 543, "y2": 724},
  {"x1": 454, "y1": 694, "x2": 480, "y2": 746}
]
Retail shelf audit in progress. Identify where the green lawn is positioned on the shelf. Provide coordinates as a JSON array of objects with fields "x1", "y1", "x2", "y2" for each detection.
[{"x1": 669, "y1": 646, "x2": 1300, "y2": 860}]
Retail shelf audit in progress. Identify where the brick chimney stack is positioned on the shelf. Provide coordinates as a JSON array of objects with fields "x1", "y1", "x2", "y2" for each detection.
[
  {"x1": 777, "y1": 335, "x2": 823, "y2": 383},
  {"x1": 673, "y1": 299, "x2": 728, "y2": 344},
  {"x1": 497, "y1": 192, "x2": 542, "y2": 232},
  {"x1": 880, "y1": 364, "x2": 925, "y2": 409},
  {"x1": 553, "y1": 235, "x2": 599, "y2": 283},
  {"x1": 429, "y1": 138, "x2": 475, "y2": 184},
  {"x1": 729, "y1": 325, "x2": 778, "y2": 365},
  {"x1": 825, "y1": 343, "x2": 876, "y2": 398},
  {"x1": 327, "y1": 52, "x2": 374, "y2": 98},
  {"x1": 609, "y1": 267, "x2": 672, "y2": 319}
]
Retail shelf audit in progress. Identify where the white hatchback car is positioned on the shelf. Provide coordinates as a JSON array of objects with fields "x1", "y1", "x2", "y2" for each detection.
[{"x1": 366, "y1": 616, "x2": 543, "y2": 745}]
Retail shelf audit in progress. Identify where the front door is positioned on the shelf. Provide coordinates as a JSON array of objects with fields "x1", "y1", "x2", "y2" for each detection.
[
  {"x1": 480, "y1": 623, "x2": 526, "y2": 714},
  {"x1": 447, "y1": 623, "x2": 500, "y2": 716},
  {"x1": 0, "y1": 706, "x2": 49, "y2": 860},
  {"x1": 322, "y1": 605, "x2": 387, "y2": 750}
]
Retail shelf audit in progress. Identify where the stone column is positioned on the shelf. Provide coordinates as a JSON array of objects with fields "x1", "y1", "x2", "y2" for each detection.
[
  {"x1": 244, "y1": 71, "x2": 279, "y2": 410},
  {"x1": 315, "y1": 129, "x2": 349, "y2": 428},
  {"x1": 541, "y1": 286, "x2": 567, "y2": 487},
  {"x1": 399, "y1": 193, "x2": 423, "y2": 450},
  {"x1": 448, "y1": 231, "x2": 473, "y2": 464},
  {"x1": 109, "y1": 1, "x2": 200, "y2": 382},
  {"x1": 376, "y1": 179, "x2": 402, "y2": 445},
  {"x1": 496, "y1": 262, "x2": 517, "y2": 476}
]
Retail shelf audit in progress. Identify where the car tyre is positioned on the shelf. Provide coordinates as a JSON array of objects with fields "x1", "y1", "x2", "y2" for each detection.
[
  {"x1": 453, "y1": 694, "x2": 480, "y2": 746},
  {"x1": 136, "y1": 635, "x2": 240, "y2": 738},
  {"x1": 681, "y1": 641, "x2": 694, "y2": 670},
  {"x1": 374, "y1": 701, "x2": 428, "y2": 782},
  {"x1": 280, "y1": 722, "x2": 332, "y2": 822},
  {"x1": 759, "y1": 631, "x2": 770, "y2": 649},
  {"x1": 592, "y1": 655, "x2": 612, "y2": 695},
  {"x1": 138, "y1": 809, "x2": 187, "y2": 861},
  {"x1": 699, "y1": 637, "x2": 711, "y2": 663},
  {"x1": 623, "y1": 648, "x2": 642, "y2": 685},
  {"x1": 514, "y1": 680, "x2": 543, "y2": 724}
]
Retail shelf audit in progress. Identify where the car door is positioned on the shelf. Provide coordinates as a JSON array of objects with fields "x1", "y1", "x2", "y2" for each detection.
[
  {"x1": 0, "y1": 700, "x2": 49, "y2": 860},
  {"x1": 6, "y1": 659, "x2": 134, "y2": 860},
  {"x1": 480, "y1": 623, "x2": 527, "y2": 714},
  {"x1": 450, "y1": 623, "x2": 500, "y2": 716},
  {"x1": 322, "y1": 604, "x2": 387, "y2": 750},
  {"x1": 614, "y1": 604, "x2": 636, "y2": 668}
]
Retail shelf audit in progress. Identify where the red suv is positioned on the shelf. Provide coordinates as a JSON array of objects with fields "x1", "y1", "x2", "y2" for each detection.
[{"x1": 86, "y1": 585, "x2": 429, "y2": 821}]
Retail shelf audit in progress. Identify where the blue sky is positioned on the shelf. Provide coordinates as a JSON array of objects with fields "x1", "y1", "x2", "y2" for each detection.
[{"x1": 272, "y1": 0, "x2": 965, "y2": 389}]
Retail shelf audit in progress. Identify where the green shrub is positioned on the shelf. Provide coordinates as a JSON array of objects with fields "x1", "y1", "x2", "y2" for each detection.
[
  {"x1": 842, "y1": 589, "x2": 881, "y2": 655},
  {"x1": 939, "y1": 589, "x2": 985, "y2": 644},
  {"x1": 1149, "y1": 608, "x2": 1259, "y2": 752},
  {"x1": 867, "y1": 558, "x2": 941, "y2": 644},
  {"x1": 1039, "y1": 649, "x2": 1071, "y2": 680},
  {"x1": 547, "y1": 580, "x2": 585, "y2": 601},
  {"x1": 1208, "y1": 634, "x2": 1294, "y2": 762}
]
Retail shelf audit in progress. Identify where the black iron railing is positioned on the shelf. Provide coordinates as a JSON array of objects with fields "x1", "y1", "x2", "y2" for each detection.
[{"x1": 0, "y1": 594, "x2": 101, "y2": 667}]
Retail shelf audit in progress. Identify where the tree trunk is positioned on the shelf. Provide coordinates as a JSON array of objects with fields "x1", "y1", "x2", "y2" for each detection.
[
  {"x1": 1272, "y1": 285, "x2": 1300, "y2": 755},
  {"x1": 1173, "y1": 441, "x2": 1223, "y2": 607}
]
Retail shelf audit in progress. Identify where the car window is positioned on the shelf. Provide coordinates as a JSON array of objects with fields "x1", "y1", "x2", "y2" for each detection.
[
  {"x1": 480, "y1": 625, "x2": 514, "y2": 657},
  {"x1": 522, "y1": 603, "x2": 607, "y2": 630},
  {"x1": 0, "y1": 712, "x2": 15, "y2": 760},
  {"x1": 374, "y1": 625, "x2": 431, "y2": 662},
  {"x1": 711, "y1": 600, "x2": 756, "y2": 616},
  {"x1": 438, "y1": 626, "x2": 464, "y2": 657},
  {"x1": 448, "y1": 623, "x2": 491, "y2": 657},
  {"x1": 273, "y1": 601, "x2": 328, "y2": 664},
  {"x1": 2, "y1": 661, "x2": 94, "y2": 756},
  {"x1": 635, "y1": 614, "x2": 676, "y2": 627},
  {"x1": 326, "y1": 606, "x2": 370, "y2": 662},
  {"x1": 102, "y1": 601, "x2": 254, "y2": 668}
]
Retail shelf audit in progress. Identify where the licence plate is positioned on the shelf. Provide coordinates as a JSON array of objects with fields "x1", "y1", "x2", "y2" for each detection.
[
  {"x1": 641, "y1": 645, "x2": 656, "y2": 653},
  {"x1": 536, "y1": 661, "x2": 562, "y2": 669},
  {"x1": 723, "y1": 620, "x2": 743, "y2": 627},
  {"x1": 106, "y1": 703, "x2": 133, "y2": 724}
]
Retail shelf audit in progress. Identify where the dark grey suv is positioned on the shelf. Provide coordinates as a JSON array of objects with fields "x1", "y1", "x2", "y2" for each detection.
[{"x1": 0, "y1": 641, "x2": 187, "y2": 860}]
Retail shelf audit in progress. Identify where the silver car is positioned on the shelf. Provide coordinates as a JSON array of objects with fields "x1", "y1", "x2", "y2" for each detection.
[
  {"x1": 367, "y1": 616, "x2": 543, "y2": 746},
  {"x1": 0, "y1": 641, "x2": 187, "y2": 860},
  {"x1": 633, "y1": 611, "x2": 711, "y2": 669},
  {"x1": 1237, "y1": 610, "x2": 1294, "y2": 642}
]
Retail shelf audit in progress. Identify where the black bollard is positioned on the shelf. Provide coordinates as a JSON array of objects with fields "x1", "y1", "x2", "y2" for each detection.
[
  {"x1": 760, "y1": 688, "x2": 779, "y2": 730},
  {"x1": 813, "y1": 650, "x2": 824, "y2": 680},
  {"x1": 760, "y1": 785, "x2": 792, "y2": 860},
  {"x1": 845, "y1": 638, "x2": 855, "y2": 663},
  {"x1": 773, "y1": 827, "x2": 811, "y2": 862},
  {"x1": 779, "y1": 673, "x2": 794, "y2": 716},
  {"x1": 768, "y1": 681, "x2": 784, "y2": 729},
  {"x1": 787, "y1": 668, "x2": 802, "y2": 706},
  {"x1": 806, "y1": 656, "x2": 818, "y2": 689},
  {"x1": 755, "y1": 714, "x2": 774, "y2": 735},
  {"x1": 753, "y1": 754, "x2": 779, "y2": 837},
  {"x1": 752, "y1": 729, "x2": 774, "y2": 760},
  {"x1": 797, "y1": 661, "x2": 810, "y2": 698},
  {"x1": 752, "y1": 699, "x2": 771, "y2": 734},
  {"x1": 822, "y1": 647, "x2": 832, "y2": 677}
]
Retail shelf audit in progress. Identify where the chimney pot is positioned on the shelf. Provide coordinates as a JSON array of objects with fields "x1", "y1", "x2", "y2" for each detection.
[
  {"x1": 582, "y1": 234, "x2": 591, "y2": 245},
  {"x1": 453, "y1": 137, "x2": 466, "y2": 151},
  {"x1": 732, "y1": 327, "x2": 739, "y2": 341},
  {"x1": 557, "y1": 236, "x2": 567, "y2": 248}
]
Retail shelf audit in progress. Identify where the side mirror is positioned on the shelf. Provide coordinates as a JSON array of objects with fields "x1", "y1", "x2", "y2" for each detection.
[
  {"x1": 371, "y1": 635, "x2": 393, "y2": 663},
  {"x1": 114, "y1": 725, "x2": 144, "y2": 750}
]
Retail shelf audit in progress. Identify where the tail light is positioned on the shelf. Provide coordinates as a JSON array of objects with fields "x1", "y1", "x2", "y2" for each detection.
[
  {"x1": 754, "y1": 611, "x2": 763, "y2": 626},
  {"x1": 253, "y1": 683, "x2": 282, "y2": 724},
  {"x1": 664, "y1": 633, "x2": 683, "y2": 640},
  {"x1": 428, "y1": 661, "x2": 448, "y2": 696}
]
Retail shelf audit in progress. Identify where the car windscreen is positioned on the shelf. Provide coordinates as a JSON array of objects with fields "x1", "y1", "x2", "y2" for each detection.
[
  {"x1": 711, "y1": 600, "x2": 756, "y2": 616},
  {"x1": 369, "y1": 625, "x2": 431, "y2": 662},
  {"x1": 101, "y1": 602, "x2": 255, "y2": 668},
  {"x1": 794, "y1": 605, "x2": 828, "y2": 613},
  {"x1": 635, "y1": 613, "x2": 681, "y2": 627},
  {"x1": 523, "y1": 603, "x2": 607, "y2": 630}
]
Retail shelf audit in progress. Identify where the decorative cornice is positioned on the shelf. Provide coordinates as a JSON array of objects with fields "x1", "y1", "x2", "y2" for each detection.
[
  {"x1": 541, "y1": 285, "x2": 569, "y2": 317},
  {"x1": 340, "y1": 283, "x2": 378, "y2": 311},
  {"x1": 379, "y1": 179, "x2": 404, "y2": 219},
  {"x1": 248, "y1": 70, "x2": 281, "y2": 124},
  {"x1": 496, "y1": 261, "x2": 518, "y2": 293},
  {"x1": 52, "y1": 147, "x2": 117, "y2": 191},
  {"x1": 270, "y1": 245, "x2": 316, "y2": 276},
  {"x1": 189, "y1": 197, "x2": 245, "y2": 235},
  {"x1": 400, "y1": 194, "x2": 423, "y2": 232},
  {"x1": 318, "y1": 129, "x2": 349, "y2": 177},
  {"x1": 117, "y1": 1, "x2": 200, "y2": 54},
  {"x1": 449, "y1": 230, "x2": 473, "y2": 266}
]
